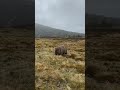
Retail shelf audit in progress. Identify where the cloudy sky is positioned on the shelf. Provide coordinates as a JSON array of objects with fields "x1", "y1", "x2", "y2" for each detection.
[
  {"x1": 86, "y1": 0, "x2": 120, "y2": 18},
  {"x1": 0, "y1": 0, "x2": 34, "y2": 26},
  {"x1": 35, "y1": 0, "x2": 85, "y2": 33}
]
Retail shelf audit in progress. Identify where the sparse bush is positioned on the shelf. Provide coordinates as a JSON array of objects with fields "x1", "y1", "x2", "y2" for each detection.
[
  {"x1": 75, "y1": 57, "x2": 83, "y2": 61},
  {"x1": 76, "y1": 64, "x2": 85, "y2": 73},
  {"x1": 75, "y1": 48, "x2": 85, "y2": 52},
  {"x1": 69, "y1": 53, "x2": 77, "y2": 59}
]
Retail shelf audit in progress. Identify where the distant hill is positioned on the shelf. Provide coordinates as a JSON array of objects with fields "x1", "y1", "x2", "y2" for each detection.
[
  {"x1": 86, "y1": 14, "x2": 120, "y2": 26},
  {"x1": 86, "y1": 13, "x2": 120, "y2": 31},
  {"x1": 35, "y1": 24, "x2": 84, "y2": 38}
]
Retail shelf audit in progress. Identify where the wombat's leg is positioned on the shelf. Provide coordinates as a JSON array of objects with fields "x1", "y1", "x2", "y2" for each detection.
[
  {"x1": 63, "y1": 50, "x2": 65, "y2": 55},
  {"x1": 55, "y1": 48, "x2": 58, "y2": 55},
  {"x1": 57, "y1": 48, "x2": 60, "y2": 55},
  {"x1": 59, "y1": 48, "x2": 62, "y2": 55},
  {"x1": 65, "y1": 49, "x2": 67, "y2": 54},
  {"x1": 62, "y1": 48, "x2": 65, "y2": 55}
]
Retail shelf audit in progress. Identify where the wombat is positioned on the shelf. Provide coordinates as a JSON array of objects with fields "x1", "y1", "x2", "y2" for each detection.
[{"x1": 55, "y1": 46, "x2": 67, "y2": 56}]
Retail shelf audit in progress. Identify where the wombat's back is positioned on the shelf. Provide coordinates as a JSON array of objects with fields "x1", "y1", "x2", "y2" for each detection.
[{"x1": 55, "y1": 46, "x2": 67, "y2": 55}]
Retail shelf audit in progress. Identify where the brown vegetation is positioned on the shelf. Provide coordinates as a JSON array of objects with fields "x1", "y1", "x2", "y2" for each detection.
[
  {"x1": 86, "y1": 32, "x2": 120, "y2": 90},
  {"x1": 35, "y1": 38, "x2": 85, "y2": 90}
]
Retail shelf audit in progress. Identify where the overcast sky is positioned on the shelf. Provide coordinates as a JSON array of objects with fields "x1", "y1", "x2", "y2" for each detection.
[
  {"x1": 86, "y1": 0, "x2": 120, "y2": 18},
  {"x1": 35, "y1": 0, "x2": 85, "y2": 33},
  {"x1": 0, "y1": 0, "x2": 34, "y2": 26}
]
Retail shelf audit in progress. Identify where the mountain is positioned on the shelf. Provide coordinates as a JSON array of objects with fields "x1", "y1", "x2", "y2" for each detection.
[
  {"x1": 86, "y1": 13, "x2": 120, "y2": 31},
  {"x1": 35, "y1": 24, "x2": 84, "y2": 38},
  {"x1": 86, "y1": 14, "x2": 120, "y2": 26}
]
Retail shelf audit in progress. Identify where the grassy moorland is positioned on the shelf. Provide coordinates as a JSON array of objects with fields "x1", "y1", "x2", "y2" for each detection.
[
  {"x1": 35, "y1": 38, "x2": 85, "y2": 90},
  {"x1": 0, "y1": 28, "x2": 34, "y2": 90},
  {"x1": 86, "y1": 32, "x2": 120, "y2": 90}
]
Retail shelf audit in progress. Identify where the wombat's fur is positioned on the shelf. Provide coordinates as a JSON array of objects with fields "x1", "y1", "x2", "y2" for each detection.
[{"x1": 55, "y1": 46, "x2": 67, "y2": 56}]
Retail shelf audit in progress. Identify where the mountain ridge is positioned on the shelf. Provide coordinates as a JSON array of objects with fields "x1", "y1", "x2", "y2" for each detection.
[
  {"x1": 86, "y1": 13, "x2": 120, "y2": 32},
  {"x1": 35, "y1": 23, "x2": 84, "y2": 38}
]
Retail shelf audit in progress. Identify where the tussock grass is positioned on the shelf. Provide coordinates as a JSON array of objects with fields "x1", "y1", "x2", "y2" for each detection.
[
  {"x1": 86, "y1": 32, "x2": 120, "y2": 90},
  {"x1": 35, "y1": 38, "x2": 85, "y2": 90}
]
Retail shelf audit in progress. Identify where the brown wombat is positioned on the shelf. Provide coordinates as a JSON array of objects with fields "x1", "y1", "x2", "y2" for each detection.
[{"x1": 55, "y1": 46, "x2": 67, "y2": 56}]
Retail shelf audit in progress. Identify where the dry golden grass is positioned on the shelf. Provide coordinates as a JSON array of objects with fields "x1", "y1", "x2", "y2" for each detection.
[{"x1": 35, "y1": 38, "x2": 85, "y2": 90}]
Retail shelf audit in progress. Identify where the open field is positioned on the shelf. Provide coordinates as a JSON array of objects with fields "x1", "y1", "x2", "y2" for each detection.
[
  {"x1": 0, "y1": 28, "x2": 34, "y2": 90},
  {"x1": 35, "y1": 38, "x2": 85, "y2": 90},
  {"x1": 86, "y1": 32, "x2": 120, "y2": 90}
]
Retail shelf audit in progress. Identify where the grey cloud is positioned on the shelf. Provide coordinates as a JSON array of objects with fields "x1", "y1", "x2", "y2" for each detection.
[{"x1": 35, "y1": 0, "x2": 85, "y2": 33}]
